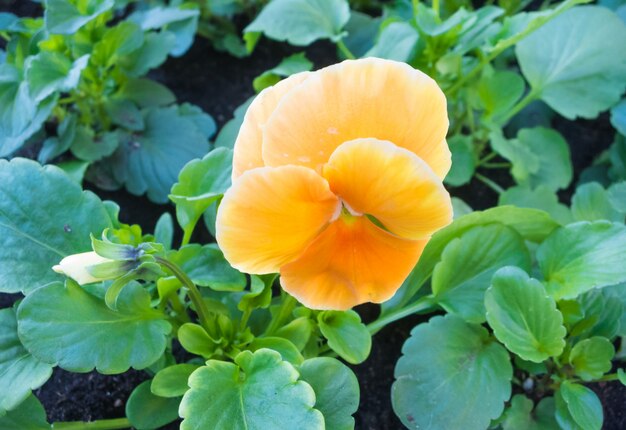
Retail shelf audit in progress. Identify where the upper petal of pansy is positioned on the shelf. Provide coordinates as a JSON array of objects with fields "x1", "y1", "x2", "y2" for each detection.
[
  {"x1": 323, "y1": 138, "x2": 452, "y2": 241},
  {"x1": 216, "y1": 165, "x2": 340, "y2": 274},
  {"x1": 280, "y1": 216, "x2": 427, "y2": 310},
  {"x1": 262, "y1": 58, "x2": 450, "y2": 179},
  {"x1": 232, "y1": 72, "x2": 311, "y2": 179}
]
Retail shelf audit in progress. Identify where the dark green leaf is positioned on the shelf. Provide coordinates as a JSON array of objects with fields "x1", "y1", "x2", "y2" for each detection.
[
  {"x1": 0, "y1": 395, "x2": 49, "y2": 430},
  {"x1": 103, "y1": 98, "x2": 144, "y2": 131},
  {"x1": 555, "y1": 381, "x2": 603, "y2": 430},
  {"x1": 17, "y1": 281, "x2": 170, "y2": 373},
  {"x1": 152, "y1": 363, "x2": 200, "y2": 398},
  {"x1": 502, "y1": 395, "x2": 558, "y2": 430},
  {"x1": 393, "y1": 315, "x2": 512, "y2": 430},
  {"x1": 126, "y1": 380, "x2": 180, "y2": 430},
  {"x1": 117, "y1": 78, "x2": 176, "y2": 108}
]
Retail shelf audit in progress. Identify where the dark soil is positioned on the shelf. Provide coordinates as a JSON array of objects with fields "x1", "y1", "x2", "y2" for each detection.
[{"x1": 1, "y1": 2, "x2": 625, "y2": 429}]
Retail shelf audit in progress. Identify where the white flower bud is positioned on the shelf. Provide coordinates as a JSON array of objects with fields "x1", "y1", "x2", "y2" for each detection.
[{"x1": 52, "y1": 251, "x2": 115, "y2": 285}]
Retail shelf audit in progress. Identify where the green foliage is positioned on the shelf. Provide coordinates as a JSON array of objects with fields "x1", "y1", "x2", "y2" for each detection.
[
  {"x1": 318, "y1": 310, "x2": 371, "y2": 364},
  {"x1": 0, "y1": 395, "x2": 49, "y2": 430},
  {"x1": 501, "y1": 395, "x2": 558, "y2": 430},
  {"x1": 126, "y1": 380, "x2": 181, "y2": 430},
  {"x1": 393, "y1": 315, "x2": 512, "y2": 430},
  {"x1": 253, "y1": 53, "x2": 313, "y2": 92},
  {"x1": 569, "y1": 337, "x2": 615, "y2": 381},
  {"x1": 555, "y1": 381, "x2": 603, "y2": 430}
]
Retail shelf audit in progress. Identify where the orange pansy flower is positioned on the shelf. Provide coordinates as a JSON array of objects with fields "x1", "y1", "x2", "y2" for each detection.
[{"x1": 217, "y1": 58, "x2": 453, "y2": 310}]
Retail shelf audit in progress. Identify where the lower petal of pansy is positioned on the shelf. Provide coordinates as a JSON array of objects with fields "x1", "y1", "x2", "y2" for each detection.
[
  {"x1": 280, "y1": 216, "x2": 427, "y2": 310},
  {"x1": 216, "y1": 165, "x2": 340, "y2": 274},
  {"x1": 323, "y1": 138, "x2": 452, "y2": 241},
  {"x1": 232, "y1": 72, "x2": 311, "y2": 179}
]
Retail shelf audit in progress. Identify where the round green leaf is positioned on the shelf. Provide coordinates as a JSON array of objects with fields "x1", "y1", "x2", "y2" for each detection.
[
  {"x1": 537, "y1": 221, "x2": 626, "y2": 300},
  {"x1": 569, "y1": 337, "x2": 615, "y2": 381},
  {"x1": 502, "y1": 395, "x2": 558, "y2": 430},
  {"x1": 318, "y1": 310, "x2": 371, "y2": 364},
  {"x1": 0, "y1": 395, "x2": 49, "y2": 430},
  {"x1": 445, "y1": 135, "x2": 475, "y2": 187},
  {"x1": 249, "y1": 337, "x2": 303, "y2": 365},
  {"x1": 485, "y1": 267, "x2": 566, "y2": 362},
  {"x1": 392, "y1": 315, "x2": 512, "y2": 430},
  {"x1": 0, "y1": 309, "x2": 53, "y2": 415},
  {"x1": 0, "y1": 158, "x2": 112, "y2": 294},
  {"x1": 151, "y1": 363, "x2": 200, "y2": 398},
  {"x1": 126, "y1": 380, "x2": 181, "y2": 430},
  {"x1": 244, "y1": 0, "x2": 350, "y2": 45},
  {"x1": 516, "y1": 6, "x2": 626, "y2": 119},
  {"x1": 299, "y1": 357, "x2": 359, "y2": 430},
  {"x1": 556, "y1": 381, "x2": 603, "y2": 430},
  {"x1": 180, "y1": 349, "x2": 324, "y2": 430},
  {"x1": 17, "y1": 281, "x2": 170, "y2": 374},
  {"x1": 571, "y1": 182, "x2": 623, "y2": 222},
  {"x1": 432, "y1": 224, "x2": 531, "y2": 323}
]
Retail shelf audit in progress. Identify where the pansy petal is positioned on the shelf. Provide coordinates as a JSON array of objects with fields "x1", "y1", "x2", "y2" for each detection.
[
  {"x1": 262, "y1": 58, "x2": 450, "y2": 178},
  {"x1": 280, "y1": 217, "x2": 427, "y2": 310},
  {"x1": 232, "y1": 72, "x2": 311, "y2": 178},
  {"x1": 216, "y1": 165, "x2": 340, "y2": 274},
  {"x1": 323, "y1": 138, "x2": 452, "y2": 240}
]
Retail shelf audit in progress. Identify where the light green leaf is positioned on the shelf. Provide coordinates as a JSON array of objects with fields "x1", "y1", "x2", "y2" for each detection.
[
  {"x1": 608, "y1": 181, "x2": 626, "y2": 213},
  {"x1": 555, "y1": 381, "x2": 603, "y2": 430},
  {"x1": 502, "y1": 395, "x2": 558, "y2": 430},
  {"x1": 25, "y1": 52, "x2": 89, "y2": 103},
  {"x1": 169, "y1": 148, "x2": 233, "y2": 240},
  {"x1": 274, "y1": 317, "x2": 314, "y2": 351},
  {"x1": 17, "y1": 281, "x2": 170, "y2": 374},
  {"x1": 451, "y1": 197, "x2": 472, "y2": 219},
  {"x1": 491, "y1": 127, "x2": 572, "y2": 191},
  {"x1": 245, "y1": 0, "x2": 350, "y2": 45},
  {"x1": 253, "y1": 53, "x2": 313, "y2": 93},
  {"x1": 126, "y1": 380, "x2": 180, "y2": 430},
  {"x1": 56, "y1": 159, "x2": 89, "y2": 184},
  {"x1": 571, "y1": 182, "x2": 623, "y2": 222},
  {"x1": 45, "y1": 0, "x2": 115, "y2": 34},
  {"x1": 516, "y1": 6, "x2": 626, "y2": 119},
  {"x1": 110, "y1": 105, "x2": 211, "y2": 203},
  {"x1": 477, "y1": 70, "x2": 525, "y2": 119},
  {"x1": 611, "y1": 99, "x2": 626, "y2": 135},
  {"x1": 0, "y1": 158, "x2": 112, "y2": 294},
  {"x1": 154, "y1": 212, "x2": 174, "y2": 250},
  {"x1": 91, "y1": 21, "x2": 143, "y2": 67},
  {"x1": 383, "y1": 206, "x2": 559, "y2": 315},
  {"x1": 569, "y1": 337, "x2": 615, "y2": 381},
  {"x1": 249, "y1": 337, "x2": 303, "y2": 365},
  {"x1": 0, "y1": 309, "x2": 53, "y2": 415},
  {"x1": 537, "y1": 221, "x2": 626, "y2": 300},
  {"x1": 152, "y1": 363, "x2": 200, "y2": 398},
  {"x1": 299, "y1": 357, "x2": 359, "y2": 430},
  {"x1": 485, "y1": 267, "x2": 566, "y2": 362},
  {"x1": 499, "y1": 185, "x2": 573, "y2": 225},
  {"x1": 318, "y1": 310, "x2": 371, "y2": 364},
  {"x1": 178, "y1": 323, "x2": 218, "y2": 357},
  {"x1": 0, "y1": 395, "x2": 49, "y2": 430},
  {"x1": 432, "y1": 224, "x2": 531, "y2": 323},
  {"x1": 393, "y1": 315, "x2": 512, "y2": 430},
  {"x1": 128, "y1": 6, "x2": 200, "y2": 56},
  {"x1": 444, "y1": 135, "x2": 475, "y2": 187},
  {"x1": 180, "y1": 349, "x2": 324, "y2": 430},
  {"x1": 119, "y1": 31, "x2": 176, "y2": 77},
  {"x1": 618, "y1": 368, "x2": 626, "y2": 386},
  {"x1": 365, "y1": 22, "x2": 419, "y2": 62}
]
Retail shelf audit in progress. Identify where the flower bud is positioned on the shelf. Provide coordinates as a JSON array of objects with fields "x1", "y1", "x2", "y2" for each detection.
[{"x1": 52, "y1": 251, "x2": 116, "y2": 285}]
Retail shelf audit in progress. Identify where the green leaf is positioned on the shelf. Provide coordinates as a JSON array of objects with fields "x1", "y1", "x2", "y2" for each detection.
[
  {"x1": 485, "y1": 267, "x2": 566, "y2": 362},
  {"x1": 274, "y1": 317, "x2": 314, "y2": 351},
  {"x1": 152, "y1": 363, "x2": 200, "y2": 398},
  {"x1": 499, "y1": 185, "x2": 573, "y2": 225},
  {"x1": 253, "y1": 53, "x2": 313, "y2": 93},
  {"x1": 318, "y1": 310, "x2": 371, "y2": 364},
  {"x1": 168, "y1": 244, "x2": 245, "y2": 291},
  {"x1": 611, "y1": 99, "x2": 626, "y2": 135},
  {"x1": 110, "y1": 105, "x2": 211, "y2": 203},
  {"x1": 180, "y1": 349, "x2": 323, "y2": 430},
  {"x1": 104, "y1": 98, "x2": 144, "y2": 131},
  {"x1": 249, "y1": 337, "x2": 304, "y2": 365},
  {"x1": 70, "y1": 127, "x2": 119, "y2": 162},
  {"x1": 245, "y1": 0, "x2": 350, "y2": 45},
  {"x1": 214, "y1": 97, "x2": 254, "y2": 150},
  {"x1": 128, "y1": 6, "x2": 200, "y2": 56},
  {"x1": 126, "y1": 380, "x2": 181, "y2": 430},
  {"x1": 299, "y1": 357, "x2": 359, "y2": 430},
  {"x1": 25, "y1": 52, "x2": 89, "y2": 103},
  {"x1": 608, "y1": 181, "x2": 626, "y2": 213},
  {"x1": 516, "y1": 6, "x2": 626, "y2": 119},
  {"x1": 154, "y1": 212, "x2": 174, "y2": 250},
  {"x1": 169, "y1": 148, "x2": 233, "y2": 240},
  {"x1": 238, "y1": 274, "x2": 275, "y2": 312},
  {"x1": 491, "y1": 127, "x2": 572, "y2": 191},
  {"x1": 537, "y1": 221, "x2": 626, "y2": 300},
  {"x1": 91, "y1": 21, "x2": 143, "y2": 67},
  {"x1": 571, "y1": 182, "x2": 623, "y2": 222},
  {"x1": 555, "y1": 381, "x2": 603, "y2": 430},
  {"x1": 117, "y1": 78, "x2": 176, "y2": 108},
  {"x1": 178, "y1": 323, "x2": 218, "y2": 357},
  {"x1": 444, "y1": 135, "x2": 475, "y2": 187},
  {"x1": 477, "y1": 70, "x2": 525, "y2": 119},
  {"x1": 451, "y1": 197, "x2": 472, "y2": 219},
  {"x1": 393, "y1": 315, "x2": 512, "y2": 430},
  {"x1": 342, "y1": 11, "x2": 379, "y2": 58},
  {"x1": 0, "y1": 158, "x2": 112, "y2": 294},
  {"x1": 502, "y1": 395, "x2": 558, "y2": 430},
  {"x1": 618, "y1": 368, "x2": 626, "y2": 386},
  {"x1": 17, "y1": 281, "x2": 170, "y2": 374},
  {"x1": 569, "y1": 337, "x2": 615, "y2": 381},
  {"x1": 576, "y1": 290, "x2": 623, "y2": 339},
  {"x1": 118, "y1": 31, "x2": 176, "y2": 77},
  {"x1": 0, "y1": 309, "x2": 53, "y2": 415},
  {"x1": 383, "y1": 206, "x2": 559, "y2": 315},
  {"x1": 0, "y1": 395, "x2": 49, "y2": 430},
  {"x1": 432, "y1": 224, "x2": 531, "y2": 323},
  {"x1": 365, "y1": 22, "x2": 419, "y2": 62},
  {"x1": 45, "y1": 0, "x2": 115, "y2": 34},
  {"x1": 56, "y1": 159, "x2": 89, "y2": 184}
]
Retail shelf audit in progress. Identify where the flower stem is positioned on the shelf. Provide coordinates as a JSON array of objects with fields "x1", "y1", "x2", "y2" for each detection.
[
  {"x1": 336, "y1": 40, "x2": 356, "y2": 60},
  {"x1": 367, "y1": 295, "x2": 435, "y2": 335},
  {"x1": 156, "y1": 257, "x2": 213, "y2": 333},
  {"x1": 52, "y1": 418, "x2": 131, "y2": 430},
  {"x1": 475, "y1": 173, "x2": 505, "y2": 194},
  {"x1": 264, "y1": 294, "x2": 297, "y2": 336}
]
